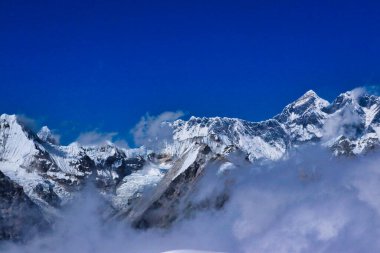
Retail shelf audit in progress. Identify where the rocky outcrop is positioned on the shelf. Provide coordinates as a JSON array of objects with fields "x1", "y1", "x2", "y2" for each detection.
[{"x1": 0, "y1": 171, "x2": 49, "y2": 241}]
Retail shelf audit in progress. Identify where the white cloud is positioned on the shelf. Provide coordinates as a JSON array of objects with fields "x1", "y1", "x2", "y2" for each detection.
[
  {"x1": 6, "y1": 144, "x2": 380, "y2": 253},
  {"x1": 350, "y1": 87, "x2": 366, "y2": 100},
  {"x1": 76, "y1": 131, "x2": 118, "y2": 146},
  {"x1": 16, "y1": 114, "x2": 38, "y2": 131},
  {"x1": 113, "y1": 139, "x2": 130, "y2": 149},
  {"x1": 322, "y1": 105, "x2": 363, "y2": 140},
  {"x1": 131, "y1": 111, "x2": 184, "y2": 148},
  {"x1": 76, "y1": 131, "x2": 129, "y2": 148}
]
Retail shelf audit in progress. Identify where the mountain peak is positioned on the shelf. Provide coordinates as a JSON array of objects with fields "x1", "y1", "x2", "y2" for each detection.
[
  {"x1": 0, "y1": 113, "x2": 17, "y2": 122},
  {"x1": 2, "y1": 88, "x2": 380, "y2": 242},
  {"x1": 293, "y1": 89, "x2": 327, "y2": 106},
  {"x1": 37, "y1": 126, "x2": 60, "y2": 145},
  {"x1": 334, "y1": 88, "x2": 368, "y2": 104},
  {"x1": 302, "y1": 89, "x2": 318, "y2": 98},
  {"x1": 275, "y1": 90, "x2": 329, "y2": 124},
  {"x1": 38, "y1": 126, "x2": 51, "y2": 134},
  {"x1": 323, "y1": 88, "x2": 368, "y2": 114},
  {"x1": 0, "y1": 114, "x2": 26, "y2": 134}
]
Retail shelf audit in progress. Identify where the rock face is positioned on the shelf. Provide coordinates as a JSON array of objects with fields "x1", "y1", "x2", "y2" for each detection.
[
  {"x1": 126, "y1": 144, "x2": 217, "y2": 228},
  {"x1": 1, "y1": 88, "x2": 380, "y2": 238},
  {"x1": 0, "y1": 171, "x2": 49, "y2": 241}
]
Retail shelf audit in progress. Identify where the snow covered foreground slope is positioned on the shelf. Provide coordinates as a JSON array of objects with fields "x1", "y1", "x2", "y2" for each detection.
[{"x1": 1, "y1": 88, "x2": 380, "y2": 240}]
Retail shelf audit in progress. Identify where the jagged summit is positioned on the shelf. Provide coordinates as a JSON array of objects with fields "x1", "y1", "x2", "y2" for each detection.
[
  {"x1": 295, "y1": 89, "x2": 322, "y2": 103},
  {"x1": 276, "y1": 90, "x2": 329, "y2": 122},
  {"x1": 37, "y1": 126, "x2": 59, "y2": 145},
  {"x1": 323, "y1": 88, "x2": 371, "y2": 113},
  {"x1": 295, "y1": 89, "x2": 325, "y2": 103},
  {"x1": 0, "y1": 113, "x2": 17, "y2": 121},
  {"x1": 303, "y1": 89, "x2": 317, "y2": 96}
]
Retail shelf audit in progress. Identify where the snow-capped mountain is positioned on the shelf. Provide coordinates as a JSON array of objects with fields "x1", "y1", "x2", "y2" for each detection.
[
  {"x1": 1, "y1": 88, "x2": 380, "y2": 240},
  {"x1": 167, "y1": 89, "x2": 380, "y2": 159}
]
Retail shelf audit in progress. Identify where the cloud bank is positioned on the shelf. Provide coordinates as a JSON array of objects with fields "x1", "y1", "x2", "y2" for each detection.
[{"x1": 3, "y1": 140, "x2": 380, "y2": 252}]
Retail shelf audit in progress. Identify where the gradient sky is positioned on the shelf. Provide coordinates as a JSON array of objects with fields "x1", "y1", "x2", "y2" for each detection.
[{"x1": 0, "y1": 0, "x2": 380, "y2": 145}]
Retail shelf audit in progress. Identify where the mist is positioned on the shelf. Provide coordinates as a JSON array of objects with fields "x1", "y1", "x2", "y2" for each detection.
[
  {"x1": 131, "y1": 111, "x2": 184, "y2": 149},
  {"x1": 3, "y1": 143, "x2": 380, "y2": 253}
]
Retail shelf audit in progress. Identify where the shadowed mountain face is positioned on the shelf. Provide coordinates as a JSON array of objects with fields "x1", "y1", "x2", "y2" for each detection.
[
  {"x1": 0, "y1": 171, "x2": 49, "y2": 241},
  {"x1": 1, "y1": 88, "x2": 380, "y2": 240}
]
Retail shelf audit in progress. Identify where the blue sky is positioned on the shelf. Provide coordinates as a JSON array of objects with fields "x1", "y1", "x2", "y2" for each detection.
[{"x1": 0, "y1": 0, "x2": 379, "y2": 145}]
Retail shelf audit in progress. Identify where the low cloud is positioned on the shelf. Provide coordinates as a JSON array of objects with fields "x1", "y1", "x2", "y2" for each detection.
[
  {"x1": 322, "y1": 105, "x2": 363, "y2": 140},
  {"x1": 360, "y1": 85, "x2": 380, "y2": 96},
  {"x1": 5, "y1": 143, "x2": 380, "y2": 252},
  {"x1": 350, "y1": 87, "x2": 366, "y2": 100},
  {"x1": 16, "y1": 114, "x2": 39, "y2": 131},
  {"x1": 113, "y1": 139, "x2": 130, "y2": 149},
  {"x1": 49, "y1": 133, "x2": 61, "y2": 145},
  {"x1": 131, "y1": 111, "x2": 184, "y2": 148},
  {"x1": 76, "y1": 131, "x2": 130, "y2": 148},
  {"x1": 76, "y1": 131, "x2": 118, "y2": 146}
]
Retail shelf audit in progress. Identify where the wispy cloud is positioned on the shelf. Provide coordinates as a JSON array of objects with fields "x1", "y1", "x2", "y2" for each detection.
[
  {"x1": 75, "y1": 130, "x2": 130, "y2": 148},
  {"x1": 361, "y1": 85, "x2": 380, "y2": 96},
  {"x1": 113, "y1": 139, "x2": 130, "y2": 149},
  {"x1": 76, "y1": 131, "x2": 118, "y2": 146},
  {"x1": 131, "y1": 111, "x2": 184, "y2": 148},
  {"x1": 16, "y1": 114, "x2": 39, "y2": 131},
  {"x1": 350, "y1": 87, "x2": 366, "y2": 100},
  {"x1": 322, "y1": 106, "x2": 362, "y2": 140}
]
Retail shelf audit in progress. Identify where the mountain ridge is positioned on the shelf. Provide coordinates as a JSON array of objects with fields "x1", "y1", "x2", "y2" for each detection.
[{"x1": 1, "y1": 88, "x2": 380, "y2": 239}]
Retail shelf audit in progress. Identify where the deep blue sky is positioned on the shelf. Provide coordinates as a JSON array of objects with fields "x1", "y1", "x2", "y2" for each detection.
[{"x1": 0, "y1": 0, "x2": 380, "y2": 145}]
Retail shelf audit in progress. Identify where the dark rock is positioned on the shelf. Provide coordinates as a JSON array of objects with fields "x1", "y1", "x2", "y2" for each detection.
[
  {"x1": 34, "y1": 183, "x2": 61, "y2": 208},
  {"x1": 0, "y1": 171, "x2": 50, "y2": 242}
]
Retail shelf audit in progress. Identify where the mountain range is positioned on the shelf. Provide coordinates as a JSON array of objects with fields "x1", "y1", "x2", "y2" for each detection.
[{"x1": 1, "y1": 88, "x2": 380, "y2": 241}]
